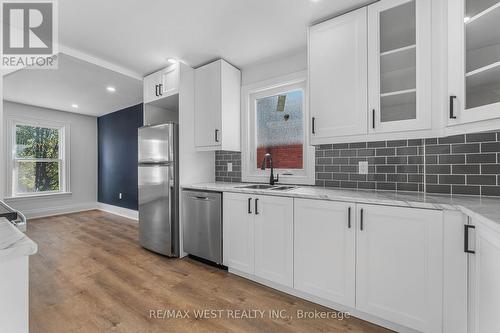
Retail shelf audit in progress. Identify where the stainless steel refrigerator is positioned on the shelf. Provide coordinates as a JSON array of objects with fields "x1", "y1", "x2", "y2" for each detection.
[{"x1": 138, "y1": 123, "x2": 179, "y2": 257}]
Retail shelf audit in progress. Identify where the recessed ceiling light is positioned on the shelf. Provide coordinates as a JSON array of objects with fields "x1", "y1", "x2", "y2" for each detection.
[
  {"x1": 71, "y1": 104, "x2": 78, "y2": 108},
  {"x1": 464, "y1": 16, "x2": 470, "y2": 23},
  {"x1": 310, "y1": 0, "x2": 321, "y2": 3},
  {"x1": 167, "y1": 58, "x2": 177, "y2": 64},
  {"x1": 106, "y1": 86, "x2": 116, "y2": 92}
]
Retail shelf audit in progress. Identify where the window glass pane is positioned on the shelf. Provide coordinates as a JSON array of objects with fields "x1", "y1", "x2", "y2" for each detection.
[
  {"x1": 465, "y1": 0, "x2": 500, "y2": 109},
  {"x1": 16, "y1": 161, "x2": 60, "y2": 193},
  {"x1": 15, "y1": 125, "x2": 59, "y2": 159},
  {"x1": 256, "y1": 90, "x2": 304, "y2": 169}
]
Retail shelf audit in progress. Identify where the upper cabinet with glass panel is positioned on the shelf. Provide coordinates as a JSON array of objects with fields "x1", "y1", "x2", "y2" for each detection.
[
  {"x1": 368, "y1": 0, "x2": 432, "y2": 133},
  {"x1": 449, "y1": 0, "x2": 500, "y2": 124}
]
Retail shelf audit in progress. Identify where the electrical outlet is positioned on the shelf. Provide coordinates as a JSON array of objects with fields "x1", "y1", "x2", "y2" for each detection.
[
  {"x1": 119, "y1": 193, "x2": 123, "y2": 200},
  {"x1": 359, "y1": 161, "x2": 369, "y2": 175},
  {"x1": 227, "y1": 162, "x2": 233, "y2": 172}
]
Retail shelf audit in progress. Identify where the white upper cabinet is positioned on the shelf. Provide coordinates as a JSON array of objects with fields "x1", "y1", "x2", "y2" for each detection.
[
  {"x1": 356, "y1": 204, "x2": 443, "y2": 333},
  {"x1": 309, "y1": 7, "x2": 368, "y2": 144},
  {"x1": 143, "y1": 63, "x2": 180, "y2": 104},
  {"x1": 195, "y1": 59, "x2": 241, "y2": 151},
  {"x1": 294, "y1": 199, "x2": 356, "y2": 307},
  {"x1": 448, "y1": 0, "x2": 500, "y2": 125},
  {"x1": 368, "y1": 0, "x2": 432, "y2": 133}
]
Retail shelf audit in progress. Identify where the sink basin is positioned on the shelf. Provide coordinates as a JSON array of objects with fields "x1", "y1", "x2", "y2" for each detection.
[
  {"x1": 236, "y1": 184, "x2": 298, "y2": 191},
  {"x1": 237, "y1": 184, "x2": 277, "y2": 190},
  {"x1": 270, "y1": 186, "x2": 297, "y2": 191}
]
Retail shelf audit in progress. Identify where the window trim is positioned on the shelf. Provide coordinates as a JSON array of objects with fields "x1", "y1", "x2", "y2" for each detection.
[
  {"x1": 5, "y1": 116, "x2": 71, "y2": 198},
  {"x1": 241, "y1": 71, "x2": 315, "y2": 185}
]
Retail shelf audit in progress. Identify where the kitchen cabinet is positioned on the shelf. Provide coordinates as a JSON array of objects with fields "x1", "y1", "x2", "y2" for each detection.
[
  {"x1": 466, "y1": 218, "x2": 500, "y2": 333},
  {"x1": 356, "y1": 204, "x2": 443, "y2": 333},
  {"x1": 309, "y1": 7, "x2": 368, "y2": 143},
  {"x1": 223, "y1": 192, "x2": 293, "y2": 287},
  {"x1": 143, "y1": 63, "x2": 180, "y2": 104},
  {"x1": 195, "y1": 59, "x2": 241, "y2": 151},
  {"x1": 308, "y1": 0, "x2": 433, "y2": 143},
  {"x1": 223, "y1": 192, "x2": 254, "y2": 274},
  {"x1": 448, "y1": 0, "x2": 500, "y2": 125},
  {"x1": 368, "y1": 0, "x2": 432, "y2": 133},
  {"x1": 294, "y1": 199, "x2": 356, "y2": 307}
]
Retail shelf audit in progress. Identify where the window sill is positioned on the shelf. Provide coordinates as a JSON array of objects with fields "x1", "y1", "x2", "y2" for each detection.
[{"x1": 4, "y1": 192, "x2": 73, "y2": 202}]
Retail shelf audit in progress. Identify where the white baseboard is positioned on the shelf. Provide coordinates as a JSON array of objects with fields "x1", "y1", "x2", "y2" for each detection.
[
  {"x1": 96, "y1": 202, "x2": 138, "y2": 221},
  {"x1": 19, "y1": 202, "x2": 97, "y2": 219}
]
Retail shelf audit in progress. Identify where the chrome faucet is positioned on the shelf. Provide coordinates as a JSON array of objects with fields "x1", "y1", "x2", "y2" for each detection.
[{"x1": 261, "y1": 153, "x2": 279, "y2": 185}]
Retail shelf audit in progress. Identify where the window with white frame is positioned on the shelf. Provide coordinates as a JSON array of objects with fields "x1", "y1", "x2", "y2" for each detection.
[
  {"x1": 242, "y1": 72, "x2": 315, "y2": 185},
  {"x1": 10, "y1": 121, "x2": 66, "y2": 196}
]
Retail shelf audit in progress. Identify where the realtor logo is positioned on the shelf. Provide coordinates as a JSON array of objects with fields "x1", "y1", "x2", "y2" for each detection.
[{"x1": 1, "y1": 0, "x2": 58, "y2": 69}]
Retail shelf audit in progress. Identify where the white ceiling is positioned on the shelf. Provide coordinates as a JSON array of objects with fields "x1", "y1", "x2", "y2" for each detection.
[
  {"x1": 3, "y1": 53, "x2": 143, "y2": 117},
  {"x1": 59, "y1": 0, "x2": 371, "y2": 76}
]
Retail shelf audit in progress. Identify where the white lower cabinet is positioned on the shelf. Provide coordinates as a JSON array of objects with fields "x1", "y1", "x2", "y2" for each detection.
[
  {"x1": 223, "y1": 193, "x2": 293, "y2": 287},
  {"x1": 223, "y1": 193, "x2": 254, "y2": 274},
  {"x1": 294, "y1": 199, "x2": 356, "y2": 307},
  {"x1": 467, "y1": 218, "x2": 500, "y2": 333},
  {"x1": 224, "y1": 194, "x2": 449, "y2": 332},
  {"x1": 356, "y1": 204, "x2": 443, "y2": 333}
]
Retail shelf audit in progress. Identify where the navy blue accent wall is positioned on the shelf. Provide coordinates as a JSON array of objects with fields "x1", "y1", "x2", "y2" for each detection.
[{"x1": 98, "y1": 104, "x2": 143, "y2": 210}]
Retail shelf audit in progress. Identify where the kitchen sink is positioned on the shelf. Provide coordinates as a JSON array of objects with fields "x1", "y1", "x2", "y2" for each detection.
[
  {"x1": 237, "y1": 184, "x2": 277, "y2": 190},
  {"x1": 270, "y1": 186, "x2": 297, "y2": 191},
  {"x1": 236, "y1": 184, "x2": 298, "y2": 191}
]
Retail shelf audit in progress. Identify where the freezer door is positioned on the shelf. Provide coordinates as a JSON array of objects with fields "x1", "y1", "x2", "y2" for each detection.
[
  {"x1": 138, "y1": 124, "x2": 174, "y2": 163},
  {"x1": 138, "y1": 164, "x2": 175, "y2": 256}
]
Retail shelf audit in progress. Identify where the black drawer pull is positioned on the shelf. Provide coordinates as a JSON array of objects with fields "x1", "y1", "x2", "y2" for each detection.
[
  {"x1": 255, "y1": 198, "x2": 259, "y2": 215},
  {"x1": 248, "y1": 198, "x2": 252, "y2": 214}
]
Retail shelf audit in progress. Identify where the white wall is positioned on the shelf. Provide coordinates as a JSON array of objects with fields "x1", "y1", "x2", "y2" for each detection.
[
  {"x1": 241, "y1": 49, "x2": 307, "y2": 86},
  {"x1": 3, "y1": 101, "x2": 98, "y2": 218}
]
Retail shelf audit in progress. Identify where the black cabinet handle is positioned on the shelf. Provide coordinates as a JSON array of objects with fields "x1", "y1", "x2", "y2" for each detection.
[
  {"x1": 215, "y1": 129, "x2": 220, "y2": 142},
  {"x1": 464, "y1": 225, "x2": 475, "y2": 254},
  {"x1": 372, "y1": 109, "x2": 376, "y2": 129},
  {"x1": 312, "y1": 117, "x2": 316, "y2": 134},
  {"x1": 155, "y1": 84, "x2": 159, "y2": 97},
  {"x1": 158, "y1": 84, "x2": 163, "y2": 96},
  {"x1": 360, "y1": 208, "x2": 364, "y2": 231},
  {"x1": 348, "y1": 207, "x2": 351, "y2": 229},
  {"x1": 450, "y1": 96, "x2": 457, "y2": 119},
  {"x1": 248, "y1": 198, "x2": 252, "y2": 214},
  {"x1": 255, "y1": 198, "x2": 259, "y2": 215}
]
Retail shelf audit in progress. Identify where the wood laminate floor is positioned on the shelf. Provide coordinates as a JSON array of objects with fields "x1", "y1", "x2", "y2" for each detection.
[{"x1": 27, "y1": 210, "x2": 392, "y2": 333}]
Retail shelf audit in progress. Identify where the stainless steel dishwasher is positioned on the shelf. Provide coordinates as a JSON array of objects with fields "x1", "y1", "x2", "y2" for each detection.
[{"x1": 182, "y1": 190, "x2": 222, "y2": 264}]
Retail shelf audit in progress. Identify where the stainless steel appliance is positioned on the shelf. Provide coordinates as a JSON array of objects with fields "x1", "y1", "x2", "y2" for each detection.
[
  {"x1": 138, "y1": 123, "x2": 179, "y2": 257},
  {"x1": 182, "y1": 190, "x2": 222, "y2": 264}
]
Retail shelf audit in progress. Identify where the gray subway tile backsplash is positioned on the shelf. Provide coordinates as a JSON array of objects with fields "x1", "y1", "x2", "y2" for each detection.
[{"x1": 215, "y1": 130, "x2": 500, "y2": 196}]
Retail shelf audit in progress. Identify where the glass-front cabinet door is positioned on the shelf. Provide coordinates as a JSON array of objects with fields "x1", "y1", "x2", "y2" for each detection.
[
  {"x1": 448, "y1": 0, "x2": 500, "y2": 124},
  {"x1": 368, "y1": 0, "x2": 432, "y2": 133}
]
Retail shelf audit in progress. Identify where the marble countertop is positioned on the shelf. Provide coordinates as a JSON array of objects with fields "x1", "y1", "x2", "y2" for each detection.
[
  {"x1": 0, "y1": 218, "x2": 37, "y2": 263},
  {"x1": 182, "y1": 182, "x2": 500, "y2": 228}
]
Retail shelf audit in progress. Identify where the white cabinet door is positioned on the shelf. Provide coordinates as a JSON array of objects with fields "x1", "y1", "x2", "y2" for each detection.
[
  {"x1": 309, "y1": 7, "x2": 368, "y2": 143},
  {"x1": 195, "y1": 60, "x2": 222, "y2": 149},
  {"x1": 368, "y1": 0, "x2": 432, "y2": 133},
  {"x1": 468, "y1": 219, "x2": 500, "y2": 333},
  {"x1": 448, "y1": 0, "x2": 500, "y2": 125},
  {"x1": 143, "y1": 71, "x2": 162, "y2": 104},
  {"x1": 253, "y1": 195, "x2": 294, "y2": 287},
  {"x1": 160, "y1": 63, "x2": 179, "y2": 97},
  {"x1": 294, "y1": 199, "x2": 356, "y2": 307},
  {"x1": 223, "y1": 193, "x2": 254, "y2": 274},
  {"x1": 356, "y1": 204, "x2": 443, "y2": 333}
]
